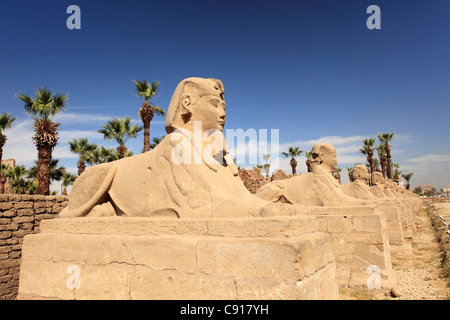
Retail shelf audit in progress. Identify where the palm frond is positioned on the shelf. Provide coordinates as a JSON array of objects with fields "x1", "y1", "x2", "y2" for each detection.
[{"x1": 0, "y1": 113, "x2": 17, "y2": 130}]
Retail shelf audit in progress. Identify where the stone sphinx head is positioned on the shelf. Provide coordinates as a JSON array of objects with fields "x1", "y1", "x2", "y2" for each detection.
[
  {"x1": 371, "y1": 172, "x2": 385, "y2": 187},
  {"x1": 352, "y1": 164, "x2": 370, "y2": 185},
  {"x1": 310, "y1": 143, "x2": 338, "y2": 174},
  {"x1": 165, "y1": 77, "x2": 226, "y2": 134}
]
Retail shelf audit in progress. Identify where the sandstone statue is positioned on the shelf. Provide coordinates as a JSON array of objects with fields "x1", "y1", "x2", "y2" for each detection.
[
  {"x1": 255, "y1": 143, "x2": 370, "y2": 206},
  {"x1": 370, "y1": 172, "x2": 393, "y2": 198},
  {"x1": 60, "y1": 77, "x2": 294, "y2": 218},
  {"x1": 341, "y1": 164, "x2": 379, "y2": 200}
]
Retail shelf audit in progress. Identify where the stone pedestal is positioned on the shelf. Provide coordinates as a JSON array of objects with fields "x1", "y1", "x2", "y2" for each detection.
[
  {"x1": 18, "y1": 216, "x2": 339, "y2": 300},
  {"x1": 310, "y1": 207, "x2": 397, "y2": 289}
]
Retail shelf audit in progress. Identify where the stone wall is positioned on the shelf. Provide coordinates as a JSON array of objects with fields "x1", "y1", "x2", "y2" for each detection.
[
  {"x1": 271, "y1": 169, "x2": 292, "y2": 181},
  {"x1": 238, "y1": 168, "x2": 271, "y2": 194},
  {"x1": 0, "y1": 194, "x2": 68, "y2": 300}
]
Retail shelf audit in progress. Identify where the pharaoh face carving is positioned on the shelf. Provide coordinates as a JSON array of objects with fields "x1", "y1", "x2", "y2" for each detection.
[
  {"x1": 165, "y1": 78, "x2": 226, "y2": 133},
  {"x1": 352, "y1": 164, "x2": 370, "y2": 185},
  {"x1": 310, "y1": 143, "x2": 338, "y2": 173},
  {"x1": 371, "y1": 172, "x2": 385, "y2": 186}
]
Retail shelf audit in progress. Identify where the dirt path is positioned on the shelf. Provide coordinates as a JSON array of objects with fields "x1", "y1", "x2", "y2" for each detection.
[{"x1": 340, "y1": 202, "x2": 450, "y2": 300}]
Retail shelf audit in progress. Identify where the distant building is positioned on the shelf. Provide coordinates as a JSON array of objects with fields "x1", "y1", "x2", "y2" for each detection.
[
  {"x1": 441, "y1": 188, "x2": 450, "y2": 197},
  {"x1": 419, "y1": 184, "x2": 433, "y2": 194}
]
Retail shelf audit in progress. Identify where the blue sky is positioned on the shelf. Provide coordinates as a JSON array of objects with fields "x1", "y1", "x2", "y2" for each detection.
[{"x1": 1, "y1": 0, "x2": 449, "y2": 191}]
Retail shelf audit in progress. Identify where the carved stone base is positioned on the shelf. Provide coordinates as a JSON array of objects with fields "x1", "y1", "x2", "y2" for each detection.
[
  {"x1": 18, "y1": 216, "x2": 339, "y2": 300},
  {"x1": 312, "y1": 210, "x2": 397, "y2": 289}
]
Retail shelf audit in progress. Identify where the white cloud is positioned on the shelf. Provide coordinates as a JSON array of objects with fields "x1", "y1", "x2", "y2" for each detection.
[
  {"x1": 54, "y1": 112, "x2": 112, "y2": 124},
  {"x1": 2, "y1": 119, "x2": 36, "y2": 166},
  {"x1": 405, "y1": 153, "x2": 450, "y2": 164}
]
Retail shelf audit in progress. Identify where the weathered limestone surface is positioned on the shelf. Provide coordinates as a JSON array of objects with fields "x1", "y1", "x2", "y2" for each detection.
[
  {"x1": 18, "y1": 217, "x2": 339, "y2": 300},
  {"x1": 314, "y1": 211, "x2": 395, "y2": 288}
]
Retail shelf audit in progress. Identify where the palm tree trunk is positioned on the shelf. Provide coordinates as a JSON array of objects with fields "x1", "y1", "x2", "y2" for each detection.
[
  {"x1": 264, "y1": 164, "x2": 270, "y2": 178},
  {"x1": 37, "y1": 146, "x2": 52, "y2": 195},
  {"x1": 139, "y1": 102, "x2": 154, "y2": 153},
  {"x1": 143, "y1": 122, "x2": 150, "y2": 152},
  {"x1": 306, "y1": 159, "x2": 311, "y2": 173},
  {"x1": 117, "y1": 144, "x2": 127, "y2": 157},
  {"x1": 380, "y1": 156, "x2": 386, "y2": 178},
  {"x1": 290, "y1": 158, "x2": 297, "y2": 175},
  {"x1": 77, "y1": 160, "x2": 86, "y2": 176},
  {"x1": 0, "y1": 133, "x2": 5, "y2": 194},
  {"x1": 367, "y1": 151, "x2": 375, "y2": 175},
  {"x1": 334, "y1": 174, "x2": 341, "y2": 184},
  {"x1": 385, "y1": 144, "x2": 392, "y2": 179}
]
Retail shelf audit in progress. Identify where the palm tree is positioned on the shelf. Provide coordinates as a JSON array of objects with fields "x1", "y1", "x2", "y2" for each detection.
[
  {"x1": 27, "y1": 159, "x2": 67, "y2": 185},
  {"x1": 61, "y1": 173, "x2": 77, "y2": 195},
  {"x1": 281, "y1": 146, "x2": 303, "y2": 175},
  {"x1": 378, "y1": 132, "x2": 394, "y2": 179},
  {"x1": 16, "y1": 87, "x2": 68, "y2": 195},
  {"x1": 68, "y1": 138, "x2": 97, "y2": 176},
  {"x1": 305, "y1": 151, "x2": 312, "y2": 173},
  {"x1": 4, "y1": 165, "x2": 32, "y2": 194},
  {"x1": 262, "y1": 154, "x2": 271, "y2": 178},
  {"x1": 360, "y1": 138, "x2": 376, "y2": 175},
  {"x1": 86, "y1": 145, "x2": 133, "y2": 164},
  {"x1": 86, "y1": 146, "x2": 117, "y2": 164},
  {"x1": 133, "y1": 80, "x2": 166, "y2": 153},
  {"x1": 347, "y1": 167, "x2": 353, "y2": 182},
  {"x1": 97, "y1": 117, "x2": 143, "y2": 157},
  {"x1": 413, "y1": 186, "x2": 423, "y2": 196},
  {"x1": 372, "y1": 158, "x2": 380, "y2": 172},
  {"x1": 149, "y1": 135, "x2": 166, "y2": 150},
  {"x1": 401, "y1": 172, "x2": 413, "y2": 190},
  {"x1": 0, "y1": 113, "x2": 17, "y2": 194},
  {"x1": 392, "y1": 163, "x2": 401, "y2": 183},
  {"x1": 376, "y1": 143, "x2": 387, "y2": 178},
  {"x1": 116, "y1": 149, "x2": 134, "y2": 159},
  {"x1": 333, "y1": 167, "x2": 342, "y2": 184}
]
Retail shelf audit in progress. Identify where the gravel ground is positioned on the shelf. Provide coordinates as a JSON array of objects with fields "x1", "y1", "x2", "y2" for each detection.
[{"x1": 339, "y1": 202, "x2": 450, "y2": 300}]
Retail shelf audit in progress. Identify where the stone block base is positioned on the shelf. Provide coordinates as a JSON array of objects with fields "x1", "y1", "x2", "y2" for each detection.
[
  {"x1": 18, "y1": 216, "x2": 339, "y2": 300},
  {"x1": 314, "y1": 212, "x2": 396, "y2": 289}
]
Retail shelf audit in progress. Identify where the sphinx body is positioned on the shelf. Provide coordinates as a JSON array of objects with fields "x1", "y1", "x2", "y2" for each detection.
[
  {"x1": 369, "y1": 172, "x2": 394, "y2": 199},
  {"x1": 60, "y1": 77, "x2": 295, "y2": 218},
  {"x1": 255, "y1": 143, "x2": 371, "y2": 207},
  {"x1": 341, "y1": 164, "x2": 381, "y2": 200},
  {"x1": 341, "y1": 179, "x2": 380, "y2": 200}
]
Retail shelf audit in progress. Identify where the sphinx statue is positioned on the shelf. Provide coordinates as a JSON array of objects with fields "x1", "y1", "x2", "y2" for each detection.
[
  {"x1": 341, "y1": 164, "x2": 380, "y2": 200},
  {"x1": 60, "y1": 77, "x2": 295, "y2": 218},
  {"x1": 370, "y1": 172, "x2": 394, "y2": 198},
  {"x1": 369, "y1": 172, "x2": 386, "y2": 198},
  {"x1": 255, "y1": 143, "x2": 370, "y2": 206}
]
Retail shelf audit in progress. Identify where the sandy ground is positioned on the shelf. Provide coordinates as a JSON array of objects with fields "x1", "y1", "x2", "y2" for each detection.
[
  {"x1": 434, "y1": 202, "x2": 450, "y2": 221},
  {"x1": 339, "y1": 201, "x2": 450, "y2": 300}
]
